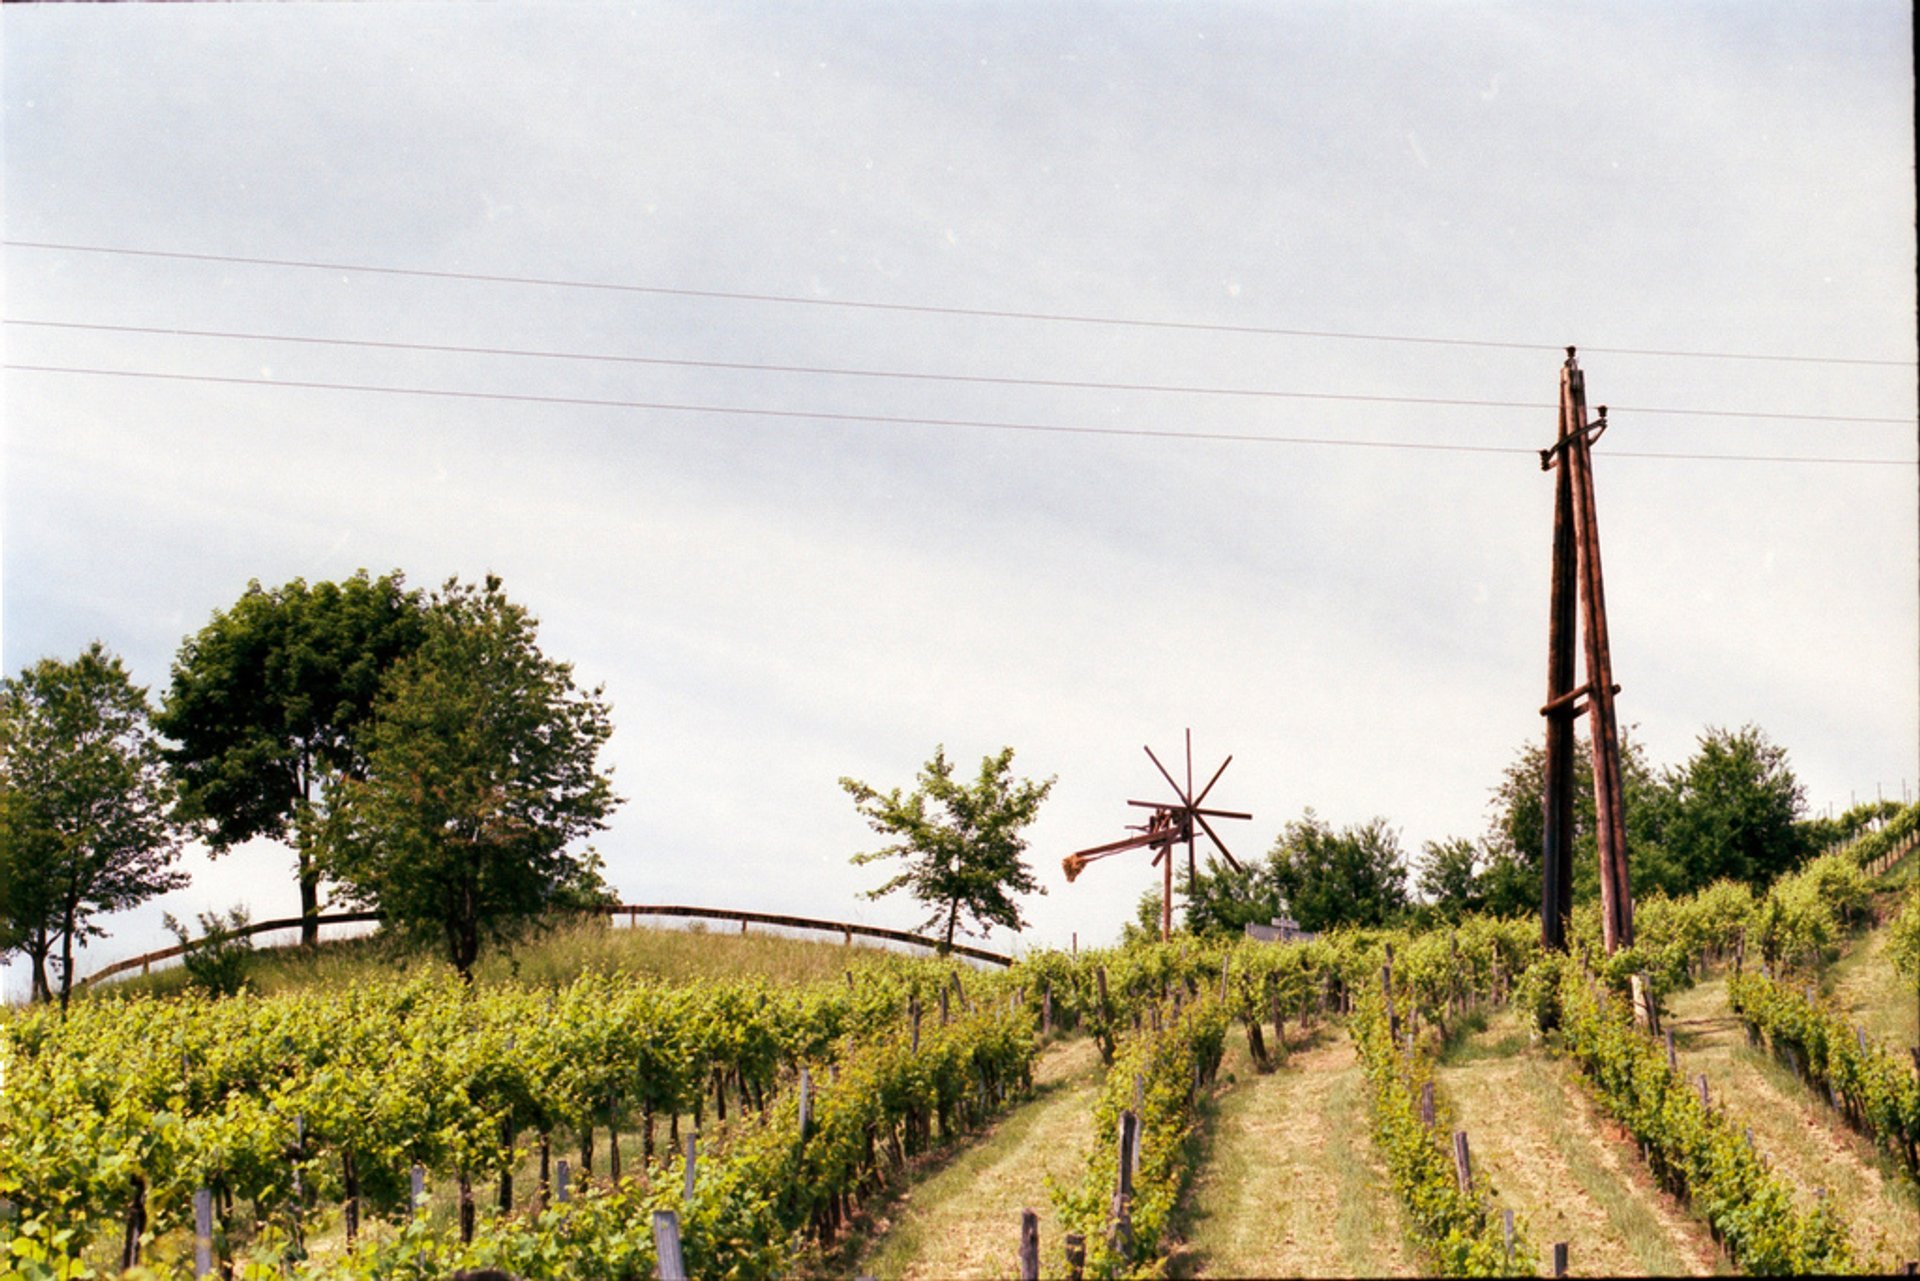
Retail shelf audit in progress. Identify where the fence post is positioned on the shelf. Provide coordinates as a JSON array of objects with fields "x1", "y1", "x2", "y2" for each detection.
[
  {"x1": 910, "y1": 995, "x2": 922, "y2": 1052},
  {"x1": 799, "y1": 1068, "x2": 814, "y2": 1144},
  {"x1": 684, "y1": 1131, "x2": 698, "y2": 1203},
  {"x1": 1552, "y1": 1242, "x2": 1569, "y2": 1277},
  {"x1": 1503, "y1": 1209, "x2": 1515, "y2": 1265},
  {"x1": 410, "y1": 1164, "x2": 426, "y2": 1212},
  {"x1": 1018, "y1": 1207, "x2": 1041, "y2": 1281},
  {"x1": 654, "y1": 1209, "x2": 688, "y2": 1281},
  {"x1": 1665, "y1": 1028, "x2": 1677, "y2": 1075},
  {"x1": 556, "y1": 1159, "x2": 571, "y2": 1204},
  {"x1": 1420, "y1": 1081, "x2": 1436, "y2": 1129}
]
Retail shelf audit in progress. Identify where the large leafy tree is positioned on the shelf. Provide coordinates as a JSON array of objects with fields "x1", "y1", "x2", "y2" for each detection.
[
  {"x1": 1, "y1": 643, "x2": 185, "y2": 1006},
  {"x1": 842, "y1": 745, "x2": 1054, "y2": 951},
  {"x1": 155, "y1": 571, "x2": 426, "y2": 944},
  {"x1": 1267, "y1": 810, "x2": 1409, "y2": 932},
  {"x1": 317, "y1": 575, "x2": 619, "y2": 977},
  {"x1": 1656, "y1": 724, "x2": 1807, "y2": 888}
]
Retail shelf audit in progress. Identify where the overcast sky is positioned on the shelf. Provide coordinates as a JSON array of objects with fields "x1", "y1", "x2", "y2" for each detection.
[{"x1": 3, "y1": 4, "x2": 1915, "y2": 1000}]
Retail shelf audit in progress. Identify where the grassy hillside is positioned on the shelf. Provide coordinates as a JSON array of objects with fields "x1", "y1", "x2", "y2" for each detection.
[{"x1": 89, "y1": 914, "x2": 942, "y2": 1000}]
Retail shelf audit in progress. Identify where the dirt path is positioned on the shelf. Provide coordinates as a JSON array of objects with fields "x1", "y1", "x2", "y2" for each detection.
[
  {"x1": 1666, "y1": 973, "x2": 1920, "y2": 1272},
  {"x1": 1176, "y1": 1028, "x2": 1418, "y2": 1278},
  {"x1": 1438, "y1": 1009, "x2": 1722, "y2": 1277},
  {"x1": 851, "y1": 1036, "x2": 1104, "y2": 1280}
]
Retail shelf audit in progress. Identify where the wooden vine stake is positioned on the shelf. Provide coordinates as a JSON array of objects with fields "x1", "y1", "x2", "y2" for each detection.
[
  {"x1": 1018, "y1": 1208, "x2": 1041, "y2": 1281},
  {"x1": 192, "y1": 1188, "x2": 214, "y2": 1278},
  {"x1": 654, "y1": 1209, "x2": 688, "y2": 1281},
  {"x1": 1110, "y1": 1110, "x2": 1138, "y2": 1259},
  {"x1": 1452, "y1": 1130, "x2": 1473, "y2": 1195}
]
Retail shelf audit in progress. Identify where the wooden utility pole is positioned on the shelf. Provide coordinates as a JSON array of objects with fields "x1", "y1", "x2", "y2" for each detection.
[
  {"x1": 1540, "y1": 349, "x2": 1633, "y2": 955},
  {"x1": 1541, "y1": 357, "x2": 1580, "y2": 951}
]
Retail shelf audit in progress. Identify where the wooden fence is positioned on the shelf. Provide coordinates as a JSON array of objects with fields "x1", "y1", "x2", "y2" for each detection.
[{"x1": 76, "y1": 903, "x2": 1011, "y2": 989}]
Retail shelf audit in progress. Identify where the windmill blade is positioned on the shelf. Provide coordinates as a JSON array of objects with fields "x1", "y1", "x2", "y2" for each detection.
[
  {"x1": 1194, "y1": 811, "x2": 1245, "y2": 872},
  {"x1": 1185, "y1": 728, "x2": 1193, "y2": 807},
  {"x1": 1192, "y1": 807, "x2": 1254, "y2": 821},
  {"x1": 1143, "y1": 744, "x2": 1191, "y2": 806},
  {"x1": 1192, "y1": 754, "x2": 1233, "y2": 807}
]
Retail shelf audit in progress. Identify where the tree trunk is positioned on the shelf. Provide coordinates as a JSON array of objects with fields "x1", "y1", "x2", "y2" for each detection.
[
  {"x1": 26, "y1": 932, "x2": 52, "y2": 1005},
  {"x1": 297, "y1": 847, "x2": 320, "y2": 948},
  {"x1": 297, "y1": 767, "x2": 320, "y2": 947},
  {"x1": 58, "y1": 905, "x2": 78, "y2": 1012},
  {"x1": 944, "y1": 901, "x2": 959, "y2": 953}
]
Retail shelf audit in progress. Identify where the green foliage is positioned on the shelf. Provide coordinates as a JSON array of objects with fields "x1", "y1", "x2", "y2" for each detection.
[
  {"x1": 1121, "y1": 885, "x2": 1171, "y2": 948},
  {"x1": 1553, "y1": 964, "x2": 1852, "y2": 1273},
  {"x1": 317, "y1": 575, "x2": 619, "y2": 976},
  {"x1": 1481, "y1": 731, "x2": 1668, "y2": 912},
  {"x1": 1413, "y1": 836, "x2": 1486, "y2": 918},
  {"x1": 1267, "y1": 810, "x2": 1409, "y2": 932},
  {"x1": 163, "y1": 906, "x2": 255, "y2": 998},
  {"x1": 1888, "y1": 884, "x2": 1920, "y2": 985},
  {"x1": 1748, "y1": 851, "x2": 1870, "y2": 972},
  {"x1": 1050, "y1": 993, "x2": 1227, "y2": 1277},
  {"x1": 1727, "y1": 969, "x2": 1920, "y2": 1177},
  {"x1": 1845, "y1": 801, "x2": 1920, "y2": 873},
  {"x1": 1180, "y1": 856, "x2": 1281, "y2": 938},
  {"x1": 1798, "y1": 798, "x2": 1906, "y2": 860},
  {"x1": 156, "y1": 571, "x2": 426, "y2": 934},
  {"x1": 0, "y1": 958, "x2": 1035, "y2": 1273},
  {"x1": 842, "y1": 745, "x2": 1053, "y2": 950},
  {"x1": 0, "y1": 642, "x2": 185, "y2": 1006},
  {"x1": 1656, "y1": 724, "x2": 1808, "y2": 891},
  {"x1": 1350, "y1": 983, "x2": 1531, "y2": 1275}
]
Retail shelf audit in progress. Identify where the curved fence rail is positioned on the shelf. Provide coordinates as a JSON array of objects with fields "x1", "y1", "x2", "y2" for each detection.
[
  {"x1": 76, "y1": 903, "x2": 1012, "y2": 989},
  {"x1": 592, "y1": 904, "x2": 1012, "y2": 966}
]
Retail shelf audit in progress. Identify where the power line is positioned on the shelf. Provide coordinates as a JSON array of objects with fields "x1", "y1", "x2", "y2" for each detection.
[
  {"x1": 9, "y1": 318, "x2": 1912, "y2": 427},
  {"x1": 9, "y1": 362, "x2": 1911, "y2": 467},
  {"x1": 8, "y1": 238, "x2": 1914, "y2": 369}
]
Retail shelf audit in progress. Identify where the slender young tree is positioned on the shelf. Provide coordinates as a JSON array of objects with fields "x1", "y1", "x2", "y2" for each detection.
[
  {"x1": 842, "y1": 745, "x2": 1053, "y2": 951},
  {"x1": 1, "y1": 643, "x2": 185, "y2": 1006},
  {"x1": 155, "y1": 571, "x2": 426, "y2": 945},
  {"x1": 316, "y1": 575, "x2": 619, "y2": 976}
]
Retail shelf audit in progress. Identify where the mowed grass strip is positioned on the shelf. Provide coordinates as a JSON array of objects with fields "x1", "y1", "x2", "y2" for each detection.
[
  {"x1": 1667, "y1": 972, "x2": 1920, "y2": 1273},
  {"x1": 1438, "y1": 1009, "x2": 1721, "y2": 1277},
  {"x1": 1828, "y1": 916, "x2": 1918, "y2": 1051},
  {"x1": 851, "y1": 1036, "x2": 1104, "y2": 1280},
  {"x1": 1176, "y1": 1028, "x2": 1418, "y2": 1278}
]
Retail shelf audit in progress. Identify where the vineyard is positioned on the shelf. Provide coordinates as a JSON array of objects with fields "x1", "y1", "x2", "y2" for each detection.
[{"x1": 6, "y1": 805, "x2": 1920, "y2": 1279}]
